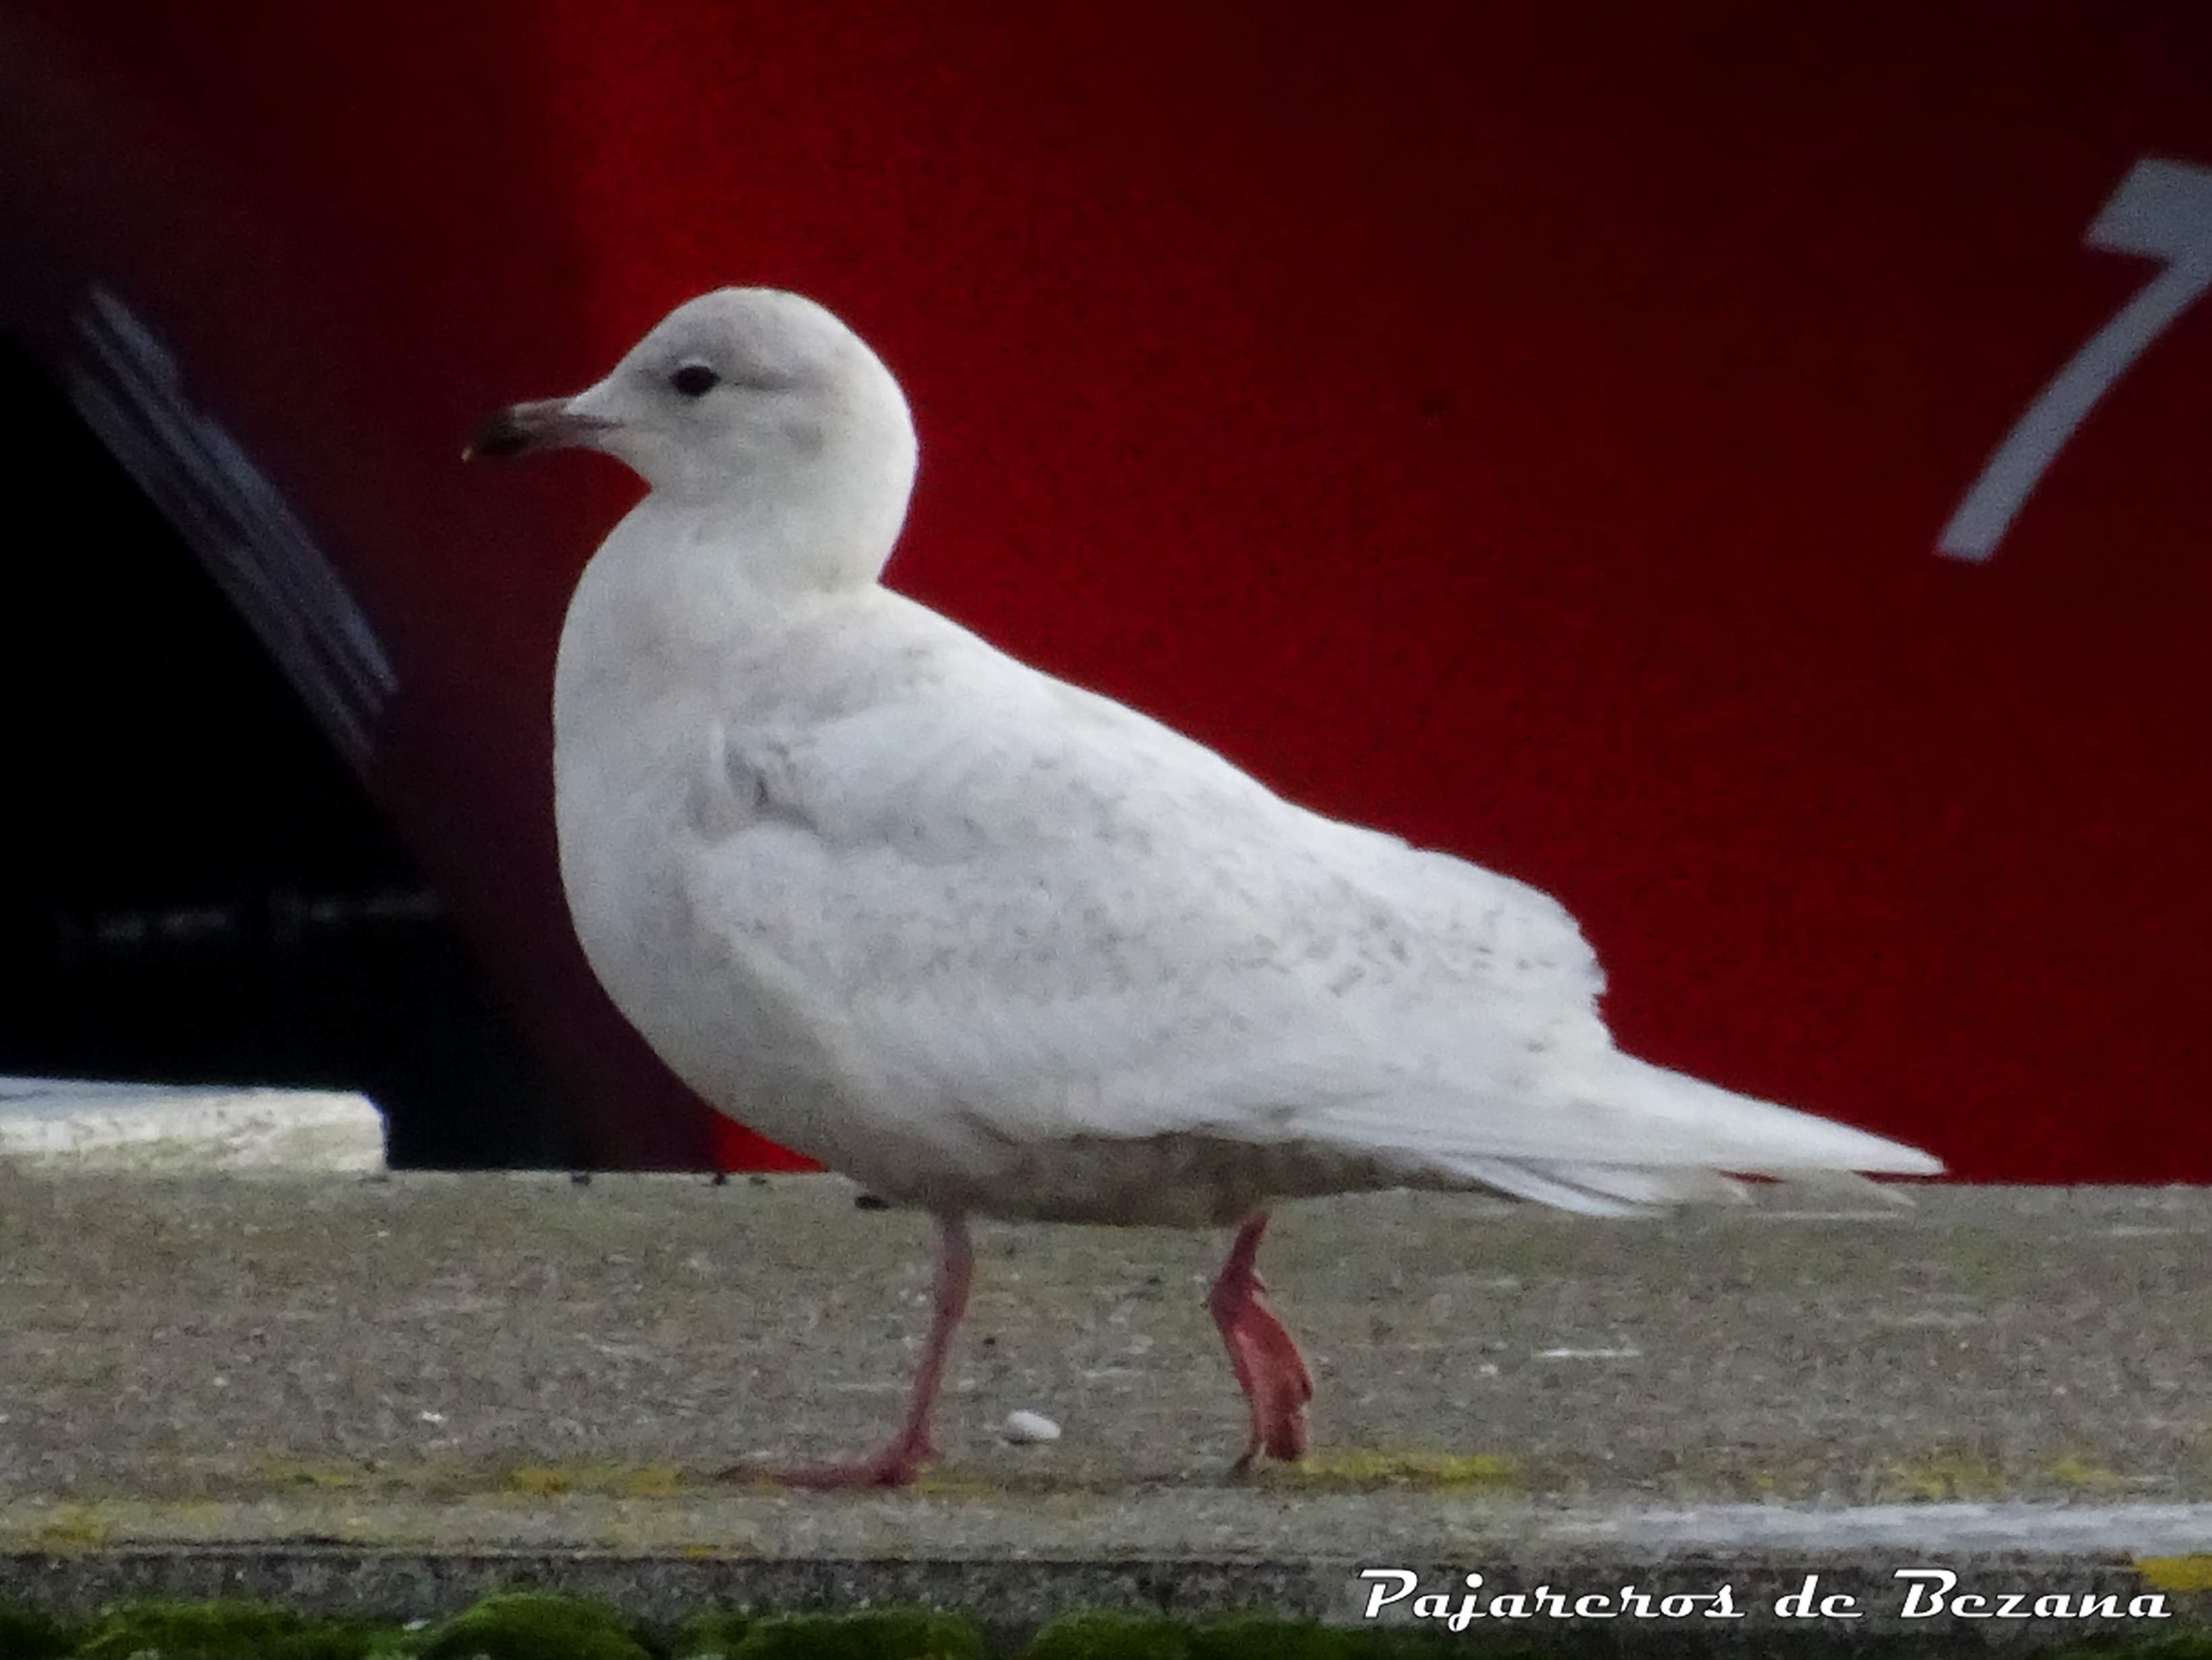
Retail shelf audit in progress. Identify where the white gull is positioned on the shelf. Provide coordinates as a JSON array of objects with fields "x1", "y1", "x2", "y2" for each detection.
[{"x1": 469, "y1": 288, "x2": 1941, "y2": 1486}]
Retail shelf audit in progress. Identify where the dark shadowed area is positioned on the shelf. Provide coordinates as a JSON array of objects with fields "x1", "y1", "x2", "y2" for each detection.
[{"x1": 0, "y1": 340, "x2": 568, "y2": 1167}]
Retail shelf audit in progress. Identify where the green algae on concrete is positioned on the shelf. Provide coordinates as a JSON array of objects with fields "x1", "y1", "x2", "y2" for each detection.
[
  {"x1": 71, "y1": 1598, "x2": 389, "y2": 1660},
  {"x1": 680, "y1": 1609, "x2": 984, "y2": 1659},
  {"x1": 412, "y1": 1591, "x2": 657, "y2": 1660},
  {"x1": 2143, "y1": 1562, "x2": 2212, "y2": 1596},
  {"x1": 1264, "y1": 1451, "x2": 1520, "y2": 1492},
  {"x1": 1017, "y1": 1612, "x2": 1612, "y2": 1660},
  {"x1": 1021, "y1": 1613, "x2": 1193, "y2": 1660},
  {"x1": 2045, "y1": 1637, "x2": 2212, "y2": 1660},
  {"x1": 0, "y1": 1599, "x2": 80, "y2": 1659},
  {"x1": 8, "y1": 1591, "x2": 2212, "y2": 1660},
  {"x1": 1024, "y1": 1622, "x2": 2212, "y2": 1660}
]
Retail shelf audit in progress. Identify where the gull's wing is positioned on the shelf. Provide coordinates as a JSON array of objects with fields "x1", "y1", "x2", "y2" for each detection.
[{"x1": 681, "y1": 611, "x2": 1936, "y2": 1197}]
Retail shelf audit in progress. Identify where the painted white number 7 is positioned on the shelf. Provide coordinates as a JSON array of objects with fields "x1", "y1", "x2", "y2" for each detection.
[{"x1": 1939, "y1": 156, "x2": 2212, "y2": 561}]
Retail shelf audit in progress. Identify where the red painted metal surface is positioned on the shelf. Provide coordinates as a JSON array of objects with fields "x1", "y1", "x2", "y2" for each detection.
[{"x1": 3, "y1": 4, "x2": 2207, "y2": 1177}]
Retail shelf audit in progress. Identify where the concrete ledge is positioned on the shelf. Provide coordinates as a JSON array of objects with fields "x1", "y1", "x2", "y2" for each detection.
[{"x1": 0, "y1": 1077, "x2": 385, "y2": 1172}]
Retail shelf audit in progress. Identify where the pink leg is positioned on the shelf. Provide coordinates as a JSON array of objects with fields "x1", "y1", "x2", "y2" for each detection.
[
  {"x1": 1207, "y1": 1213, "x2": 1314, "y2": 1471},
  {"x1": 721, "y1": 1211, "x2": 973, "y2": 1490}
]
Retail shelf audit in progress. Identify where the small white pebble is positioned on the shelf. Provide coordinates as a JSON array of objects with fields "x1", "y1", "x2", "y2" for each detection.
[{"x1": 1001, "y1": 1409, "x2": 1061, "y2": 1445}]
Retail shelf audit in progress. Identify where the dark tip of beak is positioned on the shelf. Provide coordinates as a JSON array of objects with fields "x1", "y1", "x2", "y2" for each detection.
[
  {"x1": 461, "y1": 397, "x2": 613, "y2": 463},
  {"x1": 463, "y1": 409, "x2": 538, "y2": 461}
]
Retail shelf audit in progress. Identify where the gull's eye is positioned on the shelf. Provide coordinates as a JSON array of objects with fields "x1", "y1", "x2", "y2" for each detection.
[{"x1": 669, "y1": 362, "x2": 720, "y2": 398}]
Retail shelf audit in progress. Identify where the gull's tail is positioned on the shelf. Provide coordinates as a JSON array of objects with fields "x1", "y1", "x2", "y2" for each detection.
[
  {"x1": 1567, "y1": 1051, "x2": 1943, "y2": 1175},
  {"x1": 1405, "y1": 1051, "x2": 1943, "y2": 1218}
]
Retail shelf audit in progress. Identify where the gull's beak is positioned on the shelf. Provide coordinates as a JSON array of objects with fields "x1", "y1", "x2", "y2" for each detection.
[{"x1": 463, "y1": 395, "x2": 615, "y2": 461}]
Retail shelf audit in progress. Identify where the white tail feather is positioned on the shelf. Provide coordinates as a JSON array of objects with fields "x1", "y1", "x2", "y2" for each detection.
[
  {"x1": 1317, "y1": 1051, "x2": 1941, "y2": 1215},
  {"x1": 1546, "y1": 1053, "x2": 1943, "y2": 1175}
]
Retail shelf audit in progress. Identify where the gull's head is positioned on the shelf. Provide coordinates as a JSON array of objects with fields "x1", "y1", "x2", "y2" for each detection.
[{"x1": 469, "y1": 288, "x2": 919, "y2": 566}]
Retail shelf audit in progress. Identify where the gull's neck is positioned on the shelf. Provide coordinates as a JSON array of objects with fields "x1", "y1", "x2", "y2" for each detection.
[
  {"x1": 632, "y1": 455, "x2": 909, "y2": 600},
  {"x1": 556, "y1": 459, "x2": 911, "y2": 744}
]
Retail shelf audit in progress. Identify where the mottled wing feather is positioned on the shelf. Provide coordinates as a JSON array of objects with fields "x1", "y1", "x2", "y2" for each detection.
[{"x1": 683, "y1": 657, "x2": 1609, "y2": 1162}]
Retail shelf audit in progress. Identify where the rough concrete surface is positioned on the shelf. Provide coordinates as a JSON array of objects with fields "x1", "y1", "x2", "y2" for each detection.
[{"x1": 3, "y1": 1172, "x2": 2210, "y2": 1638}]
